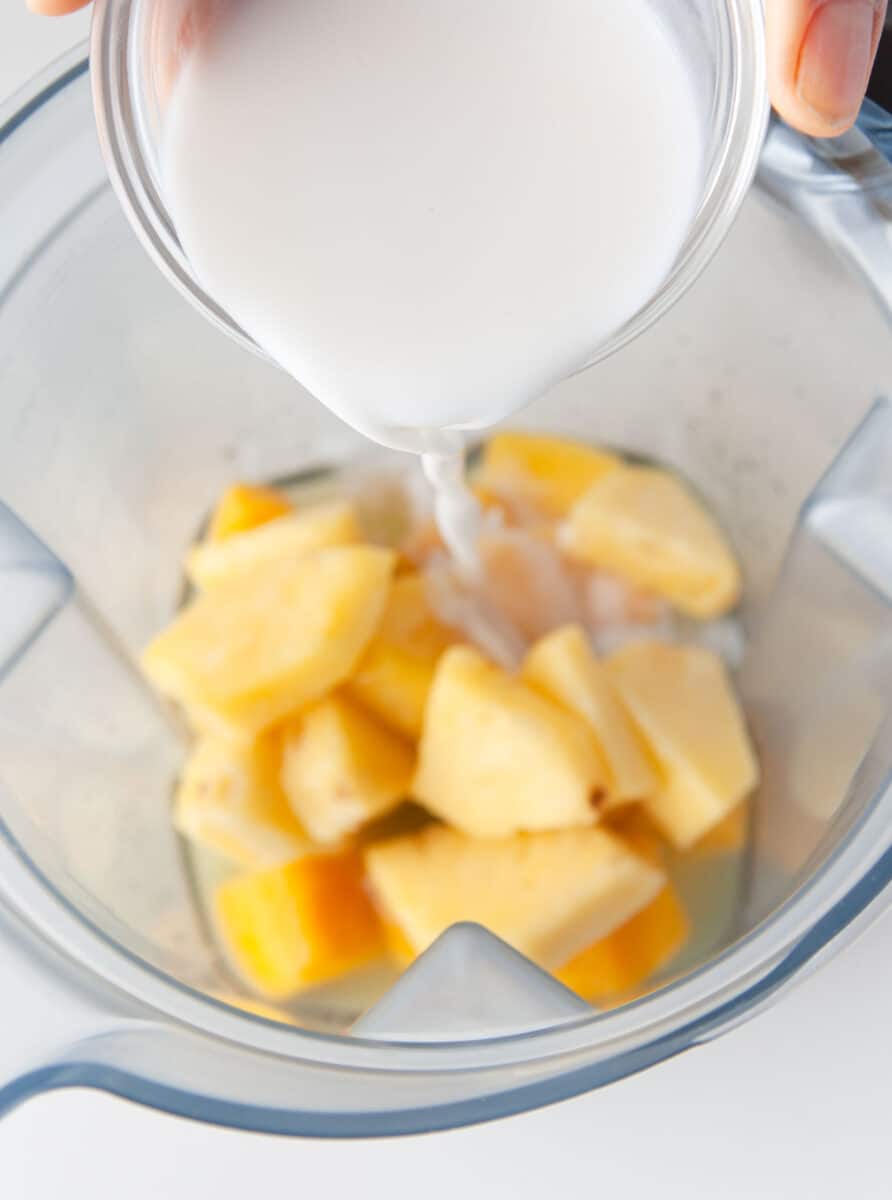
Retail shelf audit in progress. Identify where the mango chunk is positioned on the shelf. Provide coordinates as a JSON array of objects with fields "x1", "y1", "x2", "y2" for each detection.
[
  {"x1": 556, "y1": 883, "x2": 689, "y2": 1002},
  {"x1": 383, "y1": 921, "x2": 417, "y2": 967},
  {"x1": 186, "y1": 500, "x2": 361, "y2": 590},
  {"x1": 142, "y1": 546, "x2": 395, "y2": 738},
  {"x1": 174, "y1": 734, "x2": 310, "y2": 868},
  {"x1": 281, "y1": 695, "x2": 414, "y2": 845},
  {"x1": 207, "y1": 483, "x2": 293, "y2": 542},
  {"x1": 564, "y1": 466, "x2": 741, "y2": 618},
  {"x1": 523, "y1": 626, "x2": 657, "y2": 807},
  {"x1": 606, "y1": 642, "x2": 758, "y2": 849},
  {"x1": 478, "y1": 432, "x2": 621, "y2": 518},
  {"x1": 346, "y1": 575, "x2": 456, "y2": 738},
  {"x1": 215, "y1": 851, "x2": 385, "y2": 997},
  {"x1": 412, "y1": 645, "x2": 609, "y2": 837},
  {"x1": 690, "y1": 802, "x2": 749, "y2": 857},
  {"x1": 365, "y1": 824, "x2": 664, "y2": 968}
]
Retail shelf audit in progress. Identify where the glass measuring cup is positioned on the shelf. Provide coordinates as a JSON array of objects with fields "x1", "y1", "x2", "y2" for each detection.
[{"x1": 91, "y1": 0, "x2": 769, "y2": 390}]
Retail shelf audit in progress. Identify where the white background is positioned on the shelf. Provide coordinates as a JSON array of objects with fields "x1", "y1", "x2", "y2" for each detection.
[{"x1": 3, "y1": 8, "x2": 892, "y2": 1198}]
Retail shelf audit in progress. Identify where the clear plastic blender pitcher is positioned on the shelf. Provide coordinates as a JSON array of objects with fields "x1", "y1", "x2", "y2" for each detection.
[{"x1": 2, "y1": 13, "x2": 892, "y2": 1135}]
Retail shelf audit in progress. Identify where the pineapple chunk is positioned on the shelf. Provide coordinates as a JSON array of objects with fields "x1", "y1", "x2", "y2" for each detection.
[
  {"x1": 207, "y1": 483, "x2": 293, "y2": 541},
  {"x1": 186, "y1": 500, "x2": 361, "y2": 590},
  {"x1": 563, "y1": 466, "x2": 741, "y2": 618},
  {"x1": 556, "y1": 883, "x2": 689, "y2": 1003},
  {"x1": 412, "y1": 645, "x2": 609, "y2": 837},
  {"x1": 523, "y1": 626, "x2": 657, "y2": 807},
  {"x1": 142, "y1": 546, "x2": 395, "y2": 737},
  {"x1": 346, "y1": 575, "x2": 456, "y2": 738},
  {"x1": 605, "y1": 805, "x2": 666, "y2": 865},
  {"x1": 174, "y1": 734, "x2": 310, "y2": 868},
  {"x1": 365, "y1": 824, "x2": 665, "y2": 968},
  {"x1": 477, "y1": 432, "x2": 621, "y2": 518},
  {"x1": 215, "y1": 851, "x2": 384, "y2": 997},
  {"x1": 606, "y1": 642, "x2": 758, "y2": 849},
  {"x1": 281, "y1": 695, "x2": 414, "y2": 845}
]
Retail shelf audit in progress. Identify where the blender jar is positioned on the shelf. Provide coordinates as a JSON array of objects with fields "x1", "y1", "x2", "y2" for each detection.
[{"x1": 1, "y1": 27, "x2": 892, "y2": 1136}]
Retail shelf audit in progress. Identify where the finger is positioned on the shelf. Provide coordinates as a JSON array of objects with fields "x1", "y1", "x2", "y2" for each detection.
[
  {"x1": 26, "y1": 0, "x2": 91, "y2": 13},
  {"x1": 767, "y1": 0, "x2": 887, "y2": 136}
]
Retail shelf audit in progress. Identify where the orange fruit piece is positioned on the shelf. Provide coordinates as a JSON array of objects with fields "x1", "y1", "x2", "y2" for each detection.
[
  {"x1": 215, "y1": 850, "x2": 385, "y2": 997},
  {"x1": 556, "y1": 883, "x2": 689, "y2": 1003},
  {"x1": 207, "y1": 482, "x2": 293, "y2": 542}
]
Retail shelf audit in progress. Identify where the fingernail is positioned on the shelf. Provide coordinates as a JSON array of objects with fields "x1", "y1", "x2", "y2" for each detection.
[{"x1": 797, "y1": 0, "x2": 878, "y2": 130}]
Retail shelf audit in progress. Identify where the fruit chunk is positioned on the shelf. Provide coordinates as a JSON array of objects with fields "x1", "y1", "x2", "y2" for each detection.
[
  {"x1": 365, "y1": 824, "x2": 665, "y2": 968},
  {"x1": 186, "y1": 501, "x2": 361, "y2": 590},
  {"x1": 606, "y1": 642, "x2": 758, "y2": 849},
  {"x1": 412, "y1": 645, "x2": 609, "y2": 837},
  {"x1": 523, "y1": 626, "x2": 657, "y2": 807},
  {"x1": 556, "y1": 883, "x2": 689, "y2": 1003},
  {"x1": 477, "y1": 432, "x2": 621, "y2": 518},
  {"x1": 690, "y1": 802, "x2": 748, "y2": 857},
  {"x1": 563, "y1": 466, "x2": 741, "y2": 618},
  {"x1": 383, "y1": 921, "x2": 416, "y2": 967},
  {"x1": 174, "y1": 734, "x2": 310, "y2": 868},
  {"x1": 142, "y1": 546, "x2": 395, "y2": 737},
  {"x1": 346, "y1": 575, "x2": 456, "y2": 739},
  {"x1": 215, "y1": 851, "x2": 384, "y2": 997},
  {"x1": 207, "y1": 483, "x2": 293, "y2": 542},
  {"x1": 281, "y1": 695, "x2": 414, "y2": 845}
]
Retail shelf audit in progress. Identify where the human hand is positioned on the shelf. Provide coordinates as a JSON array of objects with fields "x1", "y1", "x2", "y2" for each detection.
[
  {"x1": 767, "y1": 0, "x2": 886, "y2": 134},
  {"x1": 28, "y1": 0, "x2": 890, "y2": 139}
]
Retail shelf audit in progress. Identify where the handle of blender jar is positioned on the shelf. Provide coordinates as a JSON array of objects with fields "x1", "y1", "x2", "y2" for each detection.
[{"x1": 758, "y1": 99, "x2": 892, "y2": 320}]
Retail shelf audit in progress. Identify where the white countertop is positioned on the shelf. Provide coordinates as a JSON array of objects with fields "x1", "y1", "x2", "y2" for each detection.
[{"x1": 3, "y1": 11, "x2": 892, "y2": 1199}]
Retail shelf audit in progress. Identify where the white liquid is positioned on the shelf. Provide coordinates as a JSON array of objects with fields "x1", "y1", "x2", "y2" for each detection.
[{"x1": 162, "y1": 0, "x2": 704, "y2": 449}]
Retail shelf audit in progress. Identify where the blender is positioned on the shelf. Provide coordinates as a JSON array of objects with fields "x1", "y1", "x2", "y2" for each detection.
[{"x1": 1, "y1": 0, "x2": 892, "y2": 1136}]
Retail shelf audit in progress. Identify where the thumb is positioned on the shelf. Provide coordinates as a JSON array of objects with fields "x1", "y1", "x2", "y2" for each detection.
[{"x1": 767, "y1": 0, "x2": 887, "y2": 136}]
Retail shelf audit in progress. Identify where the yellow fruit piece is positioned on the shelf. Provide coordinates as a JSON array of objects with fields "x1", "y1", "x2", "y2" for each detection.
[
  {"x1": 523, "y1": 626, "x2": 657, "y2": 807},
  {"x1": 563, "y1": 466, "x2": 741, "y2": 618},
  {"x1": 186, "y1": 501, "x2": 361, "y2": 590},
  {"x1": 365, "y1": 824, "x2": 665, "y2": 968},
  {"x1": 478, "y1": 432, "x2": 621, "y2": 518},
  {"x1": 383, "y1": 921, "x2": 416, "y2": 967},
  {"x1": 142, "y1": 546, "x2": 396, "y2": 738},
  {"x1": 174, "y1": 735, "x2": 310, "y2": 868},
  {"x1": 207, "y1": 483, "x2": 293, "y2": 542},
  {"x1": 347, "y1": 575, "x2": 456, "y2": 739},
  {"x1": 606, "y1": 642, "x2": 759, "y2": 850},
  {"x1": 281, "y1": 695, "x2": 414, "y2": 845},
  {"x1": 690, "y1": 802, "x2": 749, "y2": 857},
  {"x1": 412, "y1": 645, "x2": 609, "y2": 837},
  {"x1": 605, "y1": 806, "x2": 666, "y2": 865},
  {"x1": 556, "y1": 883, "x2": 689, "y2": 1002},
  {"x1": 215, "y1": 851, "x2": 385, "y2": 998}
]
